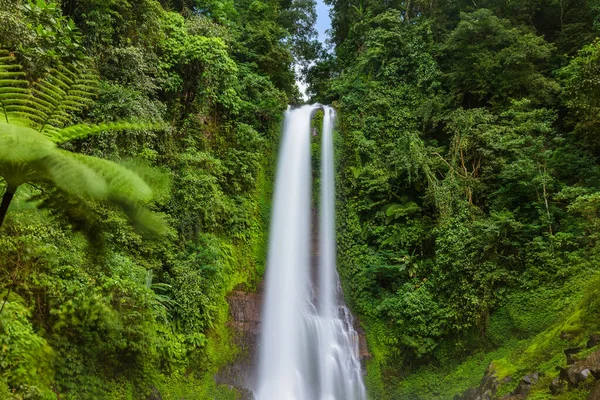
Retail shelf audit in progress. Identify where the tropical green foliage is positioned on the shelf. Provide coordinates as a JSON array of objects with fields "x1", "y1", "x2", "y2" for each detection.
[
  {"x1": 308, "y1": 0, "x2": 600, "y2": 397},
  {"x1": 6, "y1": 0, "x2": 600, "y2": 398},
  {"x1": 0, "y1": 51, "x2": 164, "y2": 231},
  {"x1": 0, "y1": 0, "x2": 315, "y2": 398}
]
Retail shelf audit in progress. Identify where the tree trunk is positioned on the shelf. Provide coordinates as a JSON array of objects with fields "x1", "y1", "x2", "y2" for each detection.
[{"x1": 0, "y1": 185, "x2": 18, "y2": 228}]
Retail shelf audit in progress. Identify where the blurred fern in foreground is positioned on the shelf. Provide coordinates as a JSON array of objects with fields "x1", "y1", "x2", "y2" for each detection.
[{"x1": 0, "y1": 50, "x2": 165, "y2": 231}]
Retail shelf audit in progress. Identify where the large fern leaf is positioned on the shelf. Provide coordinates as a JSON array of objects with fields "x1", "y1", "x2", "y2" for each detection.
[
  {"x1": 43, "y1": 150, "x2": 108, "y2": 199},
  {"x1": 0, "y1": 51, "x2": 29, "y2": 124},
  {"x1": 0, "y1": 51, "x2": 166, "y2": 233},
  {"x1": 0, "y1": 51, "x2": 164, "y2": 144},
  {"x1": 0, "y1": 123, "x2": 54, "y2": 186},
  {"x1": 0, "y1": 123, "x2": 54, "y2": 163},
  {"x1": 35, "y1": 66, "x2": 99, "y2": 135},
  {"x1": 51, "y1": 121, "x2": 165, "y2": 144},
  {"x1": 0, "y1": 50, "x2": 99, "y2": 134},
  {"x1": 71, "y1": 153, "x2": 153, "y2": 202}
]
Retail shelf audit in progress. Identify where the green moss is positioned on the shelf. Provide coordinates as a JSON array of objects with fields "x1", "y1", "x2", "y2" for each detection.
[
  {"x1": 359, "y1": 270, "x2": 600, "y2": 399},
  {"x1": 362, "y1": 320, "x2": 388, "y2": 399},
  {"x1": 491, "y1": 358, "x2": 520, "y2": 380},
  {"x1": 391, "y1": 344, "x2": 516, "y2": 399},
  {"x1": 575, "y1": 344, "x2": 600, "y2": 360},
  {"x1": 190, "y1": 150, "x2": 274, "y2": 399},
  {"x1": 156, "y1": 372, "x2": 238, "y2": 400}
]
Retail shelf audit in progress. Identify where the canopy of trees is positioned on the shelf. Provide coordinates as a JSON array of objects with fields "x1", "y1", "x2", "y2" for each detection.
[{"x1": 307, "y1": 0, "x2": 600, "y2": 397}]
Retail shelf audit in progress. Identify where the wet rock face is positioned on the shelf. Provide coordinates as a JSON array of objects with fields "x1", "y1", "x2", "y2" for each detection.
[
  {"x1": 214, "y1": 283, "x2": 371, "y2": 396},
  {"x1": 358, "y1": 326, "x2": 370, "y2": 359},
  {"x1": 214, "y1": 285, "x2": 263, "y2": 396},
  {"x1": 227, "y1": 288, "x2": 263, "y2": 337}
]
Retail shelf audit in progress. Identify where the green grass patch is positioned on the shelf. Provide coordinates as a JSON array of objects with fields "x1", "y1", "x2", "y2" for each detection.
[{"x1": 360, "y1": 269, "x2": 600, "y2": 399}]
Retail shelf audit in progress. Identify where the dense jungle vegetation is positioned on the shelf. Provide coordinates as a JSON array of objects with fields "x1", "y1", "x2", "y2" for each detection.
[
  {"x1": 308, "y1": 0, "x2": 600, "y2": 398},
  {"x1": 0, "y1": 0, "x2": 317, "y2": 398},
  {"x1": 3, "y1": 0, "x2": 600, "y2": 398}
]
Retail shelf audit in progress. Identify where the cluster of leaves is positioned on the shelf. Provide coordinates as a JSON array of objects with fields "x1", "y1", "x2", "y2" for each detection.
[
  {"x1": 0, "y1": 0, "x2": 84, "y2": 74},
  {"x1": 309, "y1": 0, "x2": 600, "y2": 395}
]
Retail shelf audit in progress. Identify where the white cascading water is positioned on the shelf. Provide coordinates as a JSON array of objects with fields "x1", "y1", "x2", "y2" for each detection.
[
  {"x1": 256, "y1": 105, "x2": 367, "y2": 400},
  {"x1": 257, "y1": 105, "x2": 314, "y2": 400}
]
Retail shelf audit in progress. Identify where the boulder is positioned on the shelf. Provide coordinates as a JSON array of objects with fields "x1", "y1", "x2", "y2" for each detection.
[
  {"x1": 573, "y1": 350, "x2": 600, "y2": 379},
  {"x1": 505, "y1": 372, "x2": 540, "y2": 397},
  {"x1": 558, "y1": 349, "x2": 600, "y2": 388},
  {"x1": 559, "y1": 366, "x2": 589, "y2": 387}
]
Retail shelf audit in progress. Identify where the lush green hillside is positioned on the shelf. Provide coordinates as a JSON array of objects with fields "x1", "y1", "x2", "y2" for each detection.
[
  {"x1": 307, "y1": 0, "x2": 600, "y2": 398},
  {"x1": 0, "y1": 0, "x2": 317, "y2": 398}
]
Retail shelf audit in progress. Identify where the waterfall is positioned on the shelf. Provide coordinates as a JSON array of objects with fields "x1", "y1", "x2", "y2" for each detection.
[
  {"x1": 256, "y1": 105, "x2": 367, "y2": 400},
  {"x1": 256, "y1": 105, "x2": 314, "y2": 400}
]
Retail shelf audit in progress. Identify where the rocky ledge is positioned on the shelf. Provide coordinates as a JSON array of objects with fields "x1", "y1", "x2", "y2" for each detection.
[{"x1": 455, "y1": 335, "x2": 600, "y2": 400}]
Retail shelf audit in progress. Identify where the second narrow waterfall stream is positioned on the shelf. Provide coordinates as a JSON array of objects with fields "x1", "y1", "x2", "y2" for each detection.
[{"x1": 256, "y1": 105, "x2": 367, "y2": 400}]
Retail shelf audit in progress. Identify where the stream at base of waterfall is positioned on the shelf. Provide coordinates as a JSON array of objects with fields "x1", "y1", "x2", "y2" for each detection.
[{"x1": 255, "y1": 105, "x2": 367, "y2": 400}]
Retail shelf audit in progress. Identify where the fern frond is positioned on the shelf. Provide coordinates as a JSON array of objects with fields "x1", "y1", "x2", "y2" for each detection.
[
  {"x1": 0, "y1": 123, "x2": 54, "y2": 186},
  {"x1": 0, "y1": 124, "x2": 152, "y2": 203},
  {"x1": 0, "y1": 80, "x2": 28, "y2": 87},
  {"x1": 0, "y1": 72, "x2": 26, "y2": 80},
  {"x1": 121, "y1": 202, "x2": 168, "y2": 235},
  {"x1": 35, "y1": 66, "x2": 99, "y2": 134},
  {"x1": 4, "y1": 105, "x2": 49, "y2": 121},
  {"x1": 71, "y1": 153, "x2": 153, "y2": 202},
  {"x1": 0, "y1": 53, "x2": 29, "y2": 124},
  {"x1": 0, "y1": 123, "x2": 55, "y2": 164},
  {"x1": 0, "y1": 88, "x2": 29, "y2": 94},
  {"x1": 0, "y1": 51, "x2": 100, "y2": 131},
  {"x1": 0, "y1": 51, "x2": 165, "y2": 233},
  {"x1": 0, "y1": 63, "x2": 23, "y2": 71},
  {"x1": 43, "y1": 150, "x2": 108, "y2": 199},
  {"x1": 49, "y1": 121, "x2": 165, "y2": 144},
  {"x1": 0, "y1": 98, "x2": 52, "y2": 112}
]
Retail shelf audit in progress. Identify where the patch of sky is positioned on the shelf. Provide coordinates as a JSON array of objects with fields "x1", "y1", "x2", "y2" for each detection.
[
  {"x1": 297, "y1": 0, "x2": 331, "y2": 100},
  {"x1": 315, "y1": 0, "x2": 331, "y2": 44}
]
